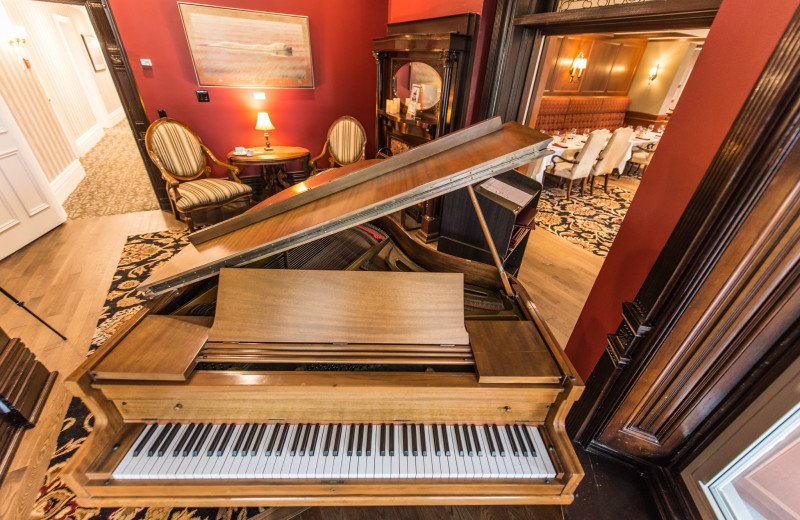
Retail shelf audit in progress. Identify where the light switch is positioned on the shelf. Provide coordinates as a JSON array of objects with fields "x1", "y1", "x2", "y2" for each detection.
[
  {"x1": 140, "y1": 58, "x2": 152, "y2": 67},
  {"x1": 196, "y1": 90, "x2": 210, "y2": 102}
]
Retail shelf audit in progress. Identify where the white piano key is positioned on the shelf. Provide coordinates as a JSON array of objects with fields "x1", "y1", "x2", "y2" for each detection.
[
  {"x1": 356, "y1": 425, "x2": 369, "y2": 478},
  {"x1": 495, "y1": 426, "x2": 518, "y2": 479},
  {"x1": 366, "y1": 424, "x2": 378, "y2": 479},
  {"x1": 184, "y1": 424, "x2": 219, "y2": 479},
  {"x1": 528, "y1": 426, "x2": 556, "y2": 478},
  {"x1": 113, "y1": 426, "x2": 150, "y2": 479},
  {"x1": 331, "y1": 424, "x2": 346, "y2": 479},
  {"x1": 305, "y1": 424, "x2": 325, "y2": 479},
  {"x1": 474, "y1": 426, "x2": 497, "y2": 478},
  {"x1": 153, "y1": 424, "x2": 187, "y2": 479},
  {"x1": 447, "y1": 425, "x2": 466, "y2": 479},
  {"x1": 276, "y1": 424, "x2": 298, "y2": 478},
  {"x1": 218, "y1": 424, "x2": 245, "y2": 478},
  {"x1": 389, "y1": 425, "x2": 400, "y2": 479},
  {"x1": 421, "y1": 425, "x2": 434, "y2": 478}
]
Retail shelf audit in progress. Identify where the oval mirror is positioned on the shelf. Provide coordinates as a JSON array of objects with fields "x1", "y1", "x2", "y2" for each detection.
[{"x1": 393, "y1": 62, "x2": 442, "y2": 110}]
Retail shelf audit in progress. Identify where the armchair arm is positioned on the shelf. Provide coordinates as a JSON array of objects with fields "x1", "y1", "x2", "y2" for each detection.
[
  {"x1": 201, "y1": 144, "x2": 243, "y2": 182},
  {"x1": 551, "y1": 154, "x2": 579, "y2": 165},
  {"x1": 309, "y1": 142, "x2": 329, "y2": 174}
]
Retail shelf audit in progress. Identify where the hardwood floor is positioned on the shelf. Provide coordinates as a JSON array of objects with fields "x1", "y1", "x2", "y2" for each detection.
[
  {"x1": 0, "y1": 210, "x2": 181, "y2": 520},
  {"x1": 0, "y1": 174, "x2": 646, "y2": 519}
]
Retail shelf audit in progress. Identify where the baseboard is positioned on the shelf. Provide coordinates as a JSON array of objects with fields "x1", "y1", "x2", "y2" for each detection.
[
  {"x1": 51, "y1": 159, "x2": 86, "y2": 203},
  {"x1": 75, "y1": 124, "x2": 104, "y2": 156},
  {"x1": 107, "y1": 106, "x2": 125, "y2": 127}
]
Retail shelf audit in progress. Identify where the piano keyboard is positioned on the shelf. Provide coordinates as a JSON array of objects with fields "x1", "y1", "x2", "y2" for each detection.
[{"x1": 113, "y1": 423, "x2": 556, "y2": 480}]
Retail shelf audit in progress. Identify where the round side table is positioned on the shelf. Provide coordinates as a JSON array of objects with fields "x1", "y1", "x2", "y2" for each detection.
[{"x1": 227, "y1": 146, "x2": 311, "y2": 198}]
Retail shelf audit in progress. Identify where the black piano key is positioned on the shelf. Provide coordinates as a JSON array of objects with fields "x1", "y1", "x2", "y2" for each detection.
[
  {"x1": 193, "y1": 424, "x2": 212, "y2": 456},
  {"x1": 275, "y1": 423, "x2": 290, "y2": 456},
  {"x1": 323, "y1": 423, "x2": 334, "y2": 456},
  {"x1": 513, "y1": 425, "x2": 529, "y2": 456},
  {"x1": 133, "y1": 424, "x2": 158, "y2": 457},
  {"x1": 290, "y1": 424, "x2": 305, "y2": 456},
  {"x1": 159, "y1": 423, "x2": 180, "y2": 457},
  {"x1": 484, "y1": 425, "x2": 496, "y2": 456},
  {"x1": 251, "y1": 424, "x2": 267, "y2": 456},
  {"x1": 522, "y1": 426, "x2": 538, "y2": 456},
  {"x1": 389, "y1": 424, "x2": 395, "y2": 456},
  {"x1": 232, "y1": 423, "x2": 250, "y2": 456},
  {"x1": 504, "y1": 425, "x2": 519, "y2": 456},
  {"x1": 218, "y1": 423, "x2": 236, "y2": 456},
  {"x1": 462, "y1": 424, "x2": 473, "y2": 457},
  {"x1": 492, "y1": 425, "x2": 506, "y2": 457},
  {"x1": 308, "y1": 424, "x2": 320, "y2": 456},
  {"x1": 420, "y1": 424, "x2": 427, "y2": 456},
  {"x1": 347, "y1": 424, "x2": 357, "y2": 456},
  {"x1": 356, "y1": 424, "x2": 364, "y2": 456},
  {"x1": 379, "y1": 424, "x2": 386, "y2": 456},
  {"x1": 243, "y1": 423, "x2": 259, "y2": 456},
  {"x1": 433, "y1": 424, "x2": 441, "y2": 456},
  {"x1": 455, "y1": 424, "x2": 464, "y2": 456},
  {"x1": 333, "y1": 423, "x2": 342, "y2": 456},
  {"x1": 266, "y1": 424, "x2": 282, "y2": 456},
  {"x1": 184, "y1": 423, "x2": 203, "y2": 456},
  {"x1": 366, "y1": 424, "x2": 373, "y2": 456},
  {"x1": 402, "y1": 424, "x2": 409, "y2": 456},
  {"x1": 471, "y1": 424, "x2": 483, "y2": 457},
  {"x1": 441, "y1": 425, "x2": 451, "y2": 456},
  {"x1": 411, "y1": 424, "x2": 418, "y2": 456},
  {"x1": 300, "y1": 423, "x2": 313, "y2": 456},
  {"x1": 174, "y1": 423, "x2": 196, "y2": 457},
  {"x1": 149, "y1": 423, "x2": 172, "y2": 457},
  {"x1": 208, "y1": 423, "x2": 227, "y2": 456}
]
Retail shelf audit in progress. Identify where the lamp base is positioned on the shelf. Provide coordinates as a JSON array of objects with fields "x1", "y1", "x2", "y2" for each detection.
[{"x1": 264, "y1": 132, "x2": 272, "y2": 151}]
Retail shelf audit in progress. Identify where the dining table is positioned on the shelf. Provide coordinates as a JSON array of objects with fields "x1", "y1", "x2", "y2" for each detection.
[{"x1": 525, "y1": 129, "x2": 662, "y2": 183}]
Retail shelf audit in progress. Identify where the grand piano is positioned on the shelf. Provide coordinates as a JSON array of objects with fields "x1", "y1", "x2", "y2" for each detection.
[{"x1": 62, "y1": 118, "x2": 584, "y2": 507}]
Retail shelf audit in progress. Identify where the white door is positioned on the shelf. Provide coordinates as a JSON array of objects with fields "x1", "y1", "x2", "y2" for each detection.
[{"x1": 0, "y1": 91, "x2": 66, "y2": 261}]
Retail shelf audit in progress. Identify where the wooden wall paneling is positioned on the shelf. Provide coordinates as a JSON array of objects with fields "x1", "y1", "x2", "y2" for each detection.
[
  {"x1": 577, "y1": 40, "x2": 618, "y2": 94},
  {"x1": 605, "y1": 42, "x2": 645, "y2": 94},
  {"x1": 548, "y1": 37, "x2": 593, "y2": 93}
]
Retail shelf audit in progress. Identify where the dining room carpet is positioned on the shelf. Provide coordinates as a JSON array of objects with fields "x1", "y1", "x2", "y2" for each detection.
[
  {"x1": 62, "y1": 121, "x2": 160, "y2": 220},
  {"x1": 535, "y1": 184, "x2": 635, "y2": 257}
]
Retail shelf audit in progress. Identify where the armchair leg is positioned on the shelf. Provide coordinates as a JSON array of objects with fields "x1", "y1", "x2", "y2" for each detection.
[
  {"x1": 580, "y1": 178, "x2": 586, "y2": 196},
  {"x1": 589, "y1": 175, "x2": 595, "y2": 195},
  {"x1": 566, "y1": 179, "x2": 573, "y2": 200},
  {"x1": 184, "y1": 213, "x2": 195, "y2": 232},
  {"x1": 603, "y1": 174, "x2": 610, "y2": 193}
]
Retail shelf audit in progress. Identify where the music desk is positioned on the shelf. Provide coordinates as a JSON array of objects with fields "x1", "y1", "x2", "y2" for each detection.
[{"x1": 227, "y1": 146, "x2": 311, "y2": 198}]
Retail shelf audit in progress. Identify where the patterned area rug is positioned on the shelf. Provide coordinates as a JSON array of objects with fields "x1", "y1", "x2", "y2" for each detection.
[
  {"x1": 30, "y1": 230, "x2": 273, "y2": 519},
  {"x1": 63, "y1": 121, "x2": 159, "y2": 220},
  {"x1": 536, "y1": 184, "x2": 635, "y2": 257}
]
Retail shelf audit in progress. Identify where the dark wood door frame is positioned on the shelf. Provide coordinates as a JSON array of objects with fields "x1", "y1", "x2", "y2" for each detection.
[
  {"x1": 479, "y1": 0, "x2": 721, "y2": 122},
  {"x1": 35, "y1": 0, "x2": 170, "y2": 210},
  {"x1": 479, "y1": 2, "x2": 800, "y2": 519}
]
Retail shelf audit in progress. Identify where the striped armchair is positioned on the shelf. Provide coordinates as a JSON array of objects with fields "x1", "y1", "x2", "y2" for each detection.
[
  {"x1": 309, "y1": 116, "x2": 366, "y2": 175},
  {"x1": 145, "y1": 118, "x2": 253, "y2": 231}
]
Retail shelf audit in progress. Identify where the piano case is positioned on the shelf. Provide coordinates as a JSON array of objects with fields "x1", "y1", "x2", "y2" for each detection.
[{"x1": 62, "y1": 118, "x2": 585, "y2": 507}]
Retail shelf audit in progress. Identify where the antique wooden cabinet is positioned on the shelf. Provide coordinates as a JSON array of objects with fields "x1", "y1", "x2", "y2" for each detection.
[{"x1": 373, "y1": 14, "x2": 477, "y2": 242}]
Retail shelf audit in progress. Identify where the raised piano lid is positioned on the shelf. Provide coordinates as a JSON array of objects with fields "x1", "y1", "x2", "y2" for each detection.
[
  {"x1": 138, "y1": 118, "x2": 551, "y2": 296},
  {"x1": 209, "y1": 269, "x2": 470, "y2": 345}
]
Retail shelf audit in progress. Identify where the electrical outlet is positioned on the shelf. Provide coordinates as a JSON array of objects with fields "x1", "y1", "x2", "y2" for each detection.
[{"x1": 196, "y1": 90, "x2": 210, "y2": 102}]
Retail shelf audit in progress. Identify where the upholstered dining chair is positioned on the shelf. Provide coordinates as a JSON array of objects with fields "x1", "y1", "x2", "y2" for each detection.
[
  {"x1": 145, "y1": 118, "x2": 254, "y2": 231},
  {"x1": 543, "y1": 129, "x2": 610, "y2": 200},
  {"x1": 627, "y1": 141, "x2": 659, "y2": 176},
  {"x1": 309, "y1": 116, "x2": 367, "y2": 175},
  {"x1": 589, "y1": 126, "x2": 634, "y2": 193}
]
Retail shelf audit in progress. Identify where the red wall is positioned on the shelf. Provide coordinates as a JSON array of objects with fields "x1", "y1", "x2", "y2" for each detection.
[
  {"x1": 387, "y1": 0, "x2": 497, "y2": 124},
  {"x1": 565, "y1": 0, "x2": 800, "y2": 379},
  {"x1": 108, "y1": 0, "x2": 387, "y2": 170}
]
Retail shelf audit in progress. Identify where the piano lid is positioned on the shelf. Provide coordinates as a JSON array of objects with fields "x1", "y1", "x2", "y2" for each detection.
[{"x1": 138, "y1": 118, "x2": 551, "y2": 297}]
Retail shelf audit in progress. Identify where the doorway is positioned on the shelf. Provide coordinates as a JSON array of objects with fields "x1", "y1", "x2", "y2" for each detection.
[{"x1": 0, "y1": 0, "x2": 157, "y2": 220}]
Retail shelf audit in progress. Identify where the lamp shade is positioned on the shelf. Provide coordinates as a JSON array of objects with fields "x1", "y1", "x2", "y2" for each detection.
[{"x1": 255, "y1": 112, "x2": 275, "y2": 131}]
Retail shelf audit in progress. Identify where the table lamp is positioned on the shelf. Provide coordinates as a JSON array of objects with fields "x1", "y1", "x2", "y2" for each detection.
[{"x1": 255, "y1": 112, "x2": 275, "y2": 150}]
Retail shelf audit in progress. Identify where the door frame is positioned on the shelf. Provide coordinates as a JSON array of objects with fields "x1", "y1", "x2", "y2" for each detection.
[{"x1": 35, "y1": 0, "x2": 169, "y2": 210}]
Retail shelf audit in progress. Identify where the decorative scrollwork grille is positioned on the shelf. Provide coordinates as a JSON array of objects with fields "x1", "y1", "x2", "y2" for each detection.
[{"x1": 557, "y1": 0, "x2": 661, "y2": 11}]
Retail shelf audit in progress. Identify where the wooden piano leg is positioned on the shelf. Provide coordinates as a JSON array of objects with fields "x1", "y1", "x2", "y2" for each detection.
[
  {"x1": 417, "y1": 197, "x2": 442, "y2": 243},
  {"x1": 250, "y1": 506, "x2": 310, "y2": 520}
]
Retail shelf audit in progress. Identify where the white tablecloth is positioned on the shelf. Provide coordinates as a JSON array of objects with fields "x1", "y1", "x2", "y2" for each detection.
[{"x1": 524, "y1": 131, "x2": 661, "y2": 183}]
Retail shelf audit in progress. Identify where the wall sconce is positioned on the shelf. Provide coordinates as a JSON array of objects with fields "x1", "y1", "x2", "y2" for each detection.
[
  {"x1": 648, "y1": 64, "x2": 659, "y2": 83},
  {"x1": 8, "y1": 25, "x2": 26, "y2": 47},
  {"x1": 569, "y1": 52, "x2": 587, "y2": 83}
]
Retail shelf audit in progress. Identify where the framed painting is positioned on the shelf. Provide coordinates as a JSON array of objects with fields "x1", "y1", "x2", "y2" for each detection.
[
  {"x1": 178, "y1": 3, "x2": 314, "y2": 88},
  {"x1": 81, "y1": 34, "x2": 106, "y2": 72}
]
